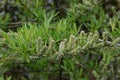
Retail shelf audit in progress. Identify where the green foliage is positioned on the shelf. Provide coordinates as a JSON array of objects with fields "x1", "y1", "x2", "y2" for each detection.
[
  {"x1": 0, "y1": 14, "x2": 10, "y2": 30},
  {"x1": 0, "y1": 0, "x2": 120, "y2": 80},
  {"x1": 1, "y1": 26, "x2": 120, "y2": 79}
]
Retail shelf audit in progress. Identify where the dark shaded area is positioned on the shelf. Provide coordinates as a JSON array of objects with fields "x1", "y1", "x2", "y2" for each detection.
[
  {"x1": 101, "y1": 0, "x2": 120, "y2": 17},
  {"x1": 4, "y1": 64, "x2": 30, "y2": 80}
]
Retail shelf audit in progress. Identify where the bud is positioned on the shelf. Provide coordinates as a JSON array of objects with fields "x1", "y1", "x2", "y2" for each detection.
[
  {"x1": 87, "y1": 33, "x2": 93, "y2": 41},
  {"x1": 48, "y1": 37, "x2": 55, "y2": 50},
  {"x1": 68, "y1": 34, "x2": 75, "y2": 49},
  {"x1": 59, "y1": 41, "x2": 65, "y2": 52},
  {"x1": 79, "y1": 31, "x2": 85, "y2": 38},
  {"x1": 36, "y1": 37, "x2": 42, "y2": 53},
  {"x1": 73, "y1": 37, "x2": 78, "y2": 48},
  {"x1": 82, "y1": 42, "x2": 90, "y2": 50},
  {"x1": 103, "y1": 32, "x2": 108, "y2": 43},
  {"x1": 69, "y1": 47, "x2": 81, "y2": 55},
  {"x1": 90, "y1": 33, "x2": 98, "y2": 45},
  {"x1": 79, "y1": 31, "x2": 85, "y2": 46}
]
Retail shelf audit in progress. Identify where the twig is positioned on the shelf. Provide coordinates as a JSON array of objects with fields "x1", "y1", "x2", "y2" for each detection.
[{"x1": 98, "y1": 39, "x2": 120, "y2": 46}]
